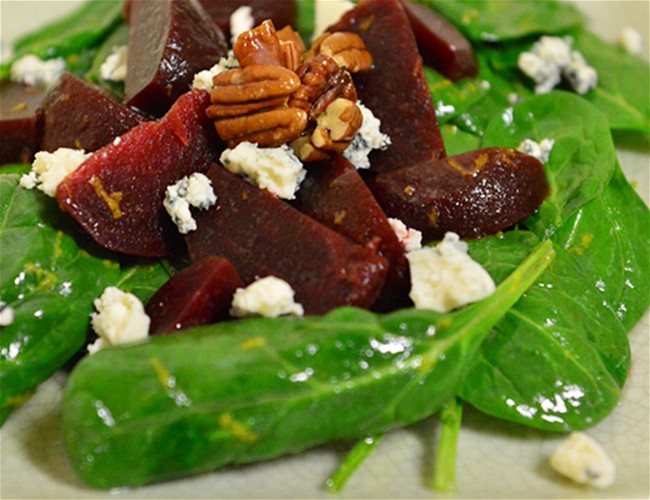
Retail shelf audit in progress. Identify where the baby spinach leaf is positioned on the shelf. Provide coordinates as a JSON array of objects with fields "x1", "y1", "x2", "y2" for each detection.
[
  {"x1": 440, "y1": 124, "x2": 481, "y2": 156},
  {"x1": 85, "y1": 22, "x2": 128, "y2": 100},
  {"x1": 482, "y1": 92, "x2": 616, "y2": 238},
  {"x1": 0, "y1": 173, "x2": 169, "y2": 425},
  {"x1": 424, "y1": 67, "x2": 491, "y2": 125},
  {"x1": 422, "y1": 0, "x2": 582, "y2": 42}
]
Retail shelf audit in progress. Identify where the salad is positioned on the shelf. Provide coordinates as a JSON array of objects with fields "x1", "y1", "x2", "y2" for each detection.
[{"x1": 1, "y1": 0, "x2": 648, "y2": 498}]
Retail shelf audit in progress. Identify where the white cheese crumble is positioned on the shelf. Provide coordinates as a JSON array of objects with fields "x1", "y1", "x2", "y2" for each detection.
[
  {"x1": 343, "y1": 102, "x2": 391, "y2": 170},
  {"x1": 163, "y1": 173, "x2": 217, "y2": 234},
  {"x1": 220, "y1": 142, "x2": 306, "y2": 199},
  {"x1": 619, "y1": 27, "x2": 643, "y2": 55},
  {"x1": 517, "y1": 138, "x2": 555, "y2": 164},
  {"x1": 11, "y1": 54, "x2": 66, "y2": 87},
  {"x1": 406, "y1": 232, "x2": 495, "y2": 313},
  {"x1": 0, "y1": 302, "x2": 15, "y2": 327},
  {"x1": 99, "y1": 45, "x2": 128, "y2": 82},
  {"x1": 230, "y1": 5, "x2": 255, "y2": 45},
  {"x1": 231, "y1": 276, "x2": 304, "y2": 318},
  {"x1": 549, "y1": 432, "x2": 616, "y2": 489},
  {"x1": 388, "y1": 218, "x2": 422, "y2": 252},
  {"x1": 517, "y1": 36, "x2": 597, "y2": 95},
  {"x1": 314, "y1": 0, "x2": 355, "y2": 40},
  {"x1": 20, "y1": 148, "x2": 91, "y2": 197},
  {"x1": 192, "y1": 51, "x2": 240, "y2": 92},
  {"x1": 88, "y1": 287, "x2": 150, "y2": 354}
]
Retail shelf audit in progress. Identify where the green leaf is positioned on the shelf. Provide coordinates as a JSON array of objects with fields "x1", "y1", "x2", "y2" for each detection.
[
  {"x1": 424, "y1": 67, "x2": 490, "y2": 124},
  {"x1": 85, "y1": 22, "x2": 128, "y2": 100},
  {"x1": 440, "y1": 124, "x2": 482, "y2": 156}
]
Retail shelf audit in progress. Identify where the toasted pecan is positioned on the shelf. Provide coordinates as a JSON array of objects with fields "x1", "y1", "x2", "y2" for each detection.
[
  {"x1": 215, "y1": 107, "x2": 308, "y2": 147},
  {"x1": 305, "y1": 32, "x2": 373, "y2": 73},
  {"x1": 211, "y1": 65, "x2": 300, "y2": 104},
  {"x1": 233, "y1": 20, "x2": 284, "y2": 68}
]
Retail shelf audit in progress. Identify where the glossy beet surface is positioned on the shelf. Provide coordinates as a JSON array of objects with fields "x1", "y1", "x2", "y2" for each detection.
[
  {"x1": 56, "y1": 90, "x2": 221, "y2": 257},
  {"x1": 295, "y1": 155, "x2": 410, "y2": 311},
  {"x1": 125, "y1": 0, "x2": 228, "y2": 117},
  {"x1": 329, "y1": 0, "x2": 445, "y2": 173},
  {"x1": 185, "y1": 164, "x2": 388, "y2": 315},
  {"x1": 404, "y1": 1, "x2": 478, "y2": 81},
  {"x1": 146, "y1": 257, "x2": 244, "y2": 335},
  {"x1": 370, "y1": 147, "x2": 550, "y2": 241},
  {"x1": 0, "y1": 82, "x2": 46, "y2": 164},
  {"x1": 41, "y1": 73, "x2": 146, "y2": 153}
]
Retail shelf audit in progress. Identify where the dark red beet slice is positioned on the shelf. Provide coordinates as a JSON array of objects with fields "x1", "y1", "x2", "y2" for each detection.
[
  {"x1": 328, "y1": 0, "x2": 445, "y2": 174},
  {"x1": 56, "y1": 90, "x2": 221, "y2": 257},
  {"x1": 146, "y1": 256, "x2": 244, "y2": 335},
  {"x1": 0, "y1": 82, "x2": 46, "y2": 164},
  {"x1": 125, "y1": 0, "x2": 228, "y2": 117},
  {"x1": 198, "y1": 0, "x2": 296, "y2": 40},
  {"x1": 185, "y1": 164, "x2": 388, "y2": 315},
  {"x1": 403, "y1": 1, "x2": 478, "y2": 81},
  {"x1": 40, "y1": 73, "x2": 146, "y2": 153},
  {"x1": 295, "y1": 155, "x2": 410, "y2": 311},
  {"x1": 369, "y1": 148, "x2": 549, "y2": 241}
]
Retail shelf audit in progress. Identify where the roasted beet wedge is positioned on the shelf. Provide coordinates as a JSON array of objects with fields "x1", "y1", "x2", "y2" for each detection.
[
  {"x1": 198, "y1": 0, "x2": 296, "y2": 40},
  {"x1": 404, "y1": 1, "x2": 478, "y2": 81},
  {"x1": 185, "y1": 164, "x2": 388, "y2": 315},
  {"x1": 41, "y1": 73, "x2": 146, "y2": 153},
  {"x1": 125, "y1": 0, "x2": 228, "y2": 117},
  {"x1": 0, "y1": 82, "x2": 46, "y2": 164},
  {"x1": 56, "y1": 90, "x2": 221, "y2": 257},
  {"x1": 146, "y1": 256, "x2": 244, "y2": 335},
  {"x1": 370, "y1": 148, "x2": 549, "y2": 241},
  {"x1": 295, "y1": 155, "x2": 410, "y2": 311},
  {"x1": 328, "y1": 0, "x2": 445, "y2": 173}
]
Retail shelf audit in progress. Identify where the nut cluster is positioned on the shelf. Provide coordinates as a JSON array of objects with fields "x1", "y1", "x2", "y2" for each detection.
[{"x1": 206, "y1": 21, "x2": 373, "y2": 161}]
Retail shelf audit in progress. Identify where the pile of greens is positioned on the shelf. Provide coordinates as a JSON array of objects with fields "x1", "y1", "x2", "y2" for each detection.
[{"x1": 0, "y1": 0, "x2": 648, "y2": 491}]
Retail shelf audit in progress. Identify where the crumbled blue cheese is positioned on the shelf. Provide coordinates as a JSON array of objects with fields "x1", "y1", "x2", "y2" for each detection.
[
  {"x1": 388, "y1": 218, "x2": 422, "y2": 252},
  {"x1": 163, "y1": 173, "x2": 217, "y2": 234},
  {"x1": 11, "y1": 54, "x2": 66, "y2": 87},
  {"x1": 518, "y1": 36, "x2": 597, "y2": 95},
  {"x1": 517, "y1": 138, "x2": 555, "y2": 164},
  {"x1": 619, "y1": 27, "x2": 643, "y2": 55},
  {"x1": 0, "y1": 302, "x2": 15, "y2": 327},
  {"x1": 549, "y1": 432, "x2": 616, "y2": 489},
  {"x1": 406, "y1": 232, "x2": 495, "y2": 313},
  {"x1": 343, "y1": 102, "x2": 391, "y2": 170},
  {"x1": 230, "y1": 5, "x2": 255, "y2": 45},
  {"x1": 231, "y1": 276, "x2": 304, "y2": 318},
  {"x1": 20, "y1": 148, "x2": 91, "y2": 197},
  {"x1": 220, "y1": 142, "x2": 306, "y2": 199},
  {"x1": 88, "y1": 287, "x2": 150, "y2": 354},
  {"x1": 192, "y1": 51, "x2": 240, "y2": 92},
  {"x1": 99, "y1": 45, "x2": 128, "y2": 82}
]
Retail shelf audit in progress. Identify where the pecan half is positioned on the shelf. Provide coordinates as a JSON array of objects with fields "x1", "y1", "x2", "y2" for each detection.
[
  {"x1": 233, "y1": 20, "x2": 284, "y2": 68},
  {"x1": 210, "y1": 65, "x2": 300, "y2": 103},
  {"x1": 306, "y1": 32, "x2": 373, "y2": 73},
  {"x1": 277, "y1": 25, "x2": 306, "y2": 72},
  {"x1": 215, "y1": 107, "x2": 308, "y2": 147}
]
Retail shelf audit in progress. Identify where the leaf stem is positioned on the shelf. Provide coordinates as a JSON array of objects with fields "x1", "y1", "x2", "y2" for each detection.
[
  {"x1": 325, "y1": 434, "x2": 385, "y2": 493},
  {"x1": 433, "y1": 397, "x2": 463, "y2": 492}
]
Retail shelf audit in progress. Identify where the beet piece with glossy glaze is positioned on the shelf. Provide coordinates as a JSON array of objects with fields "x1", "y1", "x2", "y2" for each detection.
[
  {"x1": 125, "y1": 0, "x2": 228, "y2": 117},
  {"x1": 295, "y1": 154, "x2": 410, "y2": 311},
  {"x1": 41, "y1": 73, "x2": 146, "y2": 153},
  {"x1": 0, "y1": 82, "x2": 46, "y2": 164},
  {"x1": 328, "y1": 0, "x2": 445, "y2": 174},
  {"x1": 56, "y1": 90, "x2": 221, "y2": 257},
  {"x1": 185, "y1": 164, "x2": 388, "y2": 315},
  {"x1": 403, "y1": 1, "x2": 478, "y2": 81},
  {"x1": 369, "y1": 148, "x2": 549, "y2": 241},
  {"x1": 146, "y1": 256, "x2": 244, "y2": 335}
]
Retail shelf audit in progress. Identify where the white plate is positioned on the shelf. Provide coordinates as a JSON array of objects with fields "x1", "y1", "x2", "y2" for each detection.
[{"x1": 1, "y1": 1, "x2": 648, "y2": 498}]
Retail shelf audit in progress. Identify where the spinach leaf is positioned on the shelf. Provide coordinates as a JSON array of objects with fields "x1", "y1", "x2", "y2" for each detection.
[
  {"x1": 61, "y1": 241, "x2": 554, "y2": 489},
  {"x1": 85, "y1": 23, "x2": 128, "y2": 100},
  {"x1": 296, "y1": 0, "x2": 316, "y2": 45},
  {"x1": 461, "y1": 167, "x2": 649, "y2": 431},
  {"x1": 0, "y1": 173, "x2": 170, "y2": 424},
  {"x1": 422, "y1": 0, "x2": 582, "y2": 42},
  {"x1": 482, "y1": 92, "x2": 616, "y2": 238},
  {"x1": 440, "y1": 124, "x2": 481, "y2": 156}
]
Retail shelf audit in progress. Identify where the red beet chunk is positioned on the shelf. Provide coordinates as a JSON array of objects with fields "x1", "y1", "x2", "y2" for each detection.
[
  {"x1": 146, "y1": 256, "x2": 244, "y2": 335},
  {"x1": 56, "y1": 90, "x2": 221, "y2": 257},
  {"x1": 404, "y1": 1, "x2": 478, "y2": 81},
  {"x1": 328, "y1": 0, "x2": 445, "y2": 174},
  {"x1": 185, "y1": 164, "x2": 388, "y2": 315},
  {"x1": 198, "y1": 0, "x2": 297, "y2": 40},
  {"x1": 41, "y1": 73, "x2": 146, "y2": 153},
  {"x1": 125, "y1": 0, "x2": 228, "y2": 117},
  {"x1": 295, "y1": 155, "x2": 410, "y2": 311},
  {"x1": 369, "y1": 148, "x2": 549, "y2": 241},
  {"x1": 0, "y1": 82, "x2": 46, "y2": 164}
]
